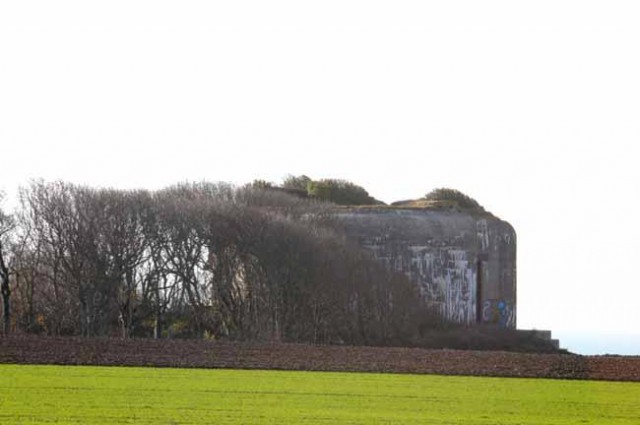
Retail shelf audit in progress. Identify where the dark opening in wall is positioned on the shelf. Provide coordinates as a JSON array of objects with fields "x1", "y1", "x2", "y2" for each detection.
[{"x1": 476, "y1": 253, "x2": 489, "y2": 323}]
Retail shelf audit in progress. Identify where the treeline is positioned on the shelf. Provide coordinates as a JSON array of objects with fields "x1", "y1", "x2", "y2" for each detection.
[{"x1": 0, "y1": 181, "x2": 439, "y2": 344}]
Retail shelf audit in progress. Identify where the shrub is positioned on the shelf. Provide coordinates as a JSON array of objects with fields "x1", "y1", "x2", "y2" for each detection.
[
  {"x1": 423, "y1": 188, "x2": 484, "y2": 211},
  {"x1": 307, "y1": 179, "x2": 380, "y2": 206}
]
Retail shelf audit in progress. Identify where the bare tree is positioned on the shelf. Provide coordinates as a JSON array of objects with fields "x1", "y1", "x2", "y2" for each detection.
[
  {"x1": 19, "y1": 182, "x2": 103, "y2": 336},
  {"x1": 0, "y1": 192, "x2": 15, "y2": 334},
  {"x1": 16, "y1": 183, "x2": 74, "y2": 334}
]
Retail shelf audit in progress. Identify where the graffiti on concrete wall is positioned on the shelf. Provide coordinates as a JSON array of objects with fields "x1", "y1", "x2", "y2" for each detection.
[
  {"x1": 349, "y1": 211, "x2": 516, "y2": 329},
  {"x1": 371, "y1": 245, "x2": 478, "y2": 325},
  {"x1": 360, "y1": 239, "x2": 517, "y2": 328},
  {"x1": 477, "y1": 219, "x2": 490, "y2": 251},
  {"x1": 482, "y1": 299, "x2": 515, "y2": 328}
]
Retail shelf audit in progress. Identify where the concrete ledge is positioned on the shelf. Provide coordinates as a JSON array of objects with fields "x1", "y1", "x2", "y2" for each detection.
[{"x1": 516, "y1": 330, "x2": 560, "y2": 350}]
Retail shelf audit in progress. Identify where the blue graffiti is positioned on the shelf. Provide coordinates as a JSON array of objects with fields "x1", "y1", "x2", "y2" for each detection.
[{"x1": 482, "y1": 299, "x2": 514, "y2": 328}]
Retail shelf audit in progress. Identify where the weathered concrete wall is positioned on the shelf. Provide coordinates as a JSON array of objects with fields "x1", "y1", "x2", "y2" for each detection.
[{"x1": 335, "y1": 208, "x2": 517, "y2": 328}]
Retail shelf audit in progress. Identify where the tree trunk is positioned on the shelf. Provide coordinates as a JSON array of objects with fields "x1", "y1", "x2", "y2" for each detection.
[
  {"x1": 0, "y1": 249, "x2": 10, "y2": 335},
  {"x1": 153, "y1": 276, "x2": 163, "y2": 339},
  {"x1": 1, "y1": 288, "x2": 9, "y2": 335},
  {"x1": 154, "y1": 308, "x2": 162, "y2": 339},
  {"x1": 119, "y1": 300, "x2": 130, "y2": 339}
]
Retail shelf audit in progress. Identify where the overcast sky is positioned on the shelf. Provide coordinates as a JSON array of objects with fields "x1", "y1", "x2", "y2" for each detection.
[{"x1": 1, "y1": 1, "x2": 639, "y2": 354}]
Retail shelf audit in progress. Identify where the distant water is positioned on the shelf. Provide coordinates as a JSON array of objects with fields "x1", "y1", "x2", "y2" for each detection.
[{"x1": 553, "y1": 331, "x2": 640, "y2": 355}]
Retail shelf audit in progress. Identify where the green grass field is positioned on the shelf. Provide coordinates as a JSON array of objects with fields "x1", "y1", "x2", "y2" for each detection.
[{"x1": 1, "y1": 365, "x2": 639, "y2": 424}]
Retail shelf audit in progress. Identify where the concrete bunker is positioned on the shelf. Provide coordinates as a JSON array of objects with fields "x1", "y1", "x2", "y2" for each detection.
[{"x1": 335, "y1": 204, "x2": 517, "y2": 328}]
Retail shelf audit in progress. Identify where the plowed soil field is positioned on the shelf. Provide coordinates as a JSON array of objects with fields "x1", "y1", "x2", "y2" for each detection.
[{"x1": 1, "y1": 336, "x2": 638, "y2": 381}]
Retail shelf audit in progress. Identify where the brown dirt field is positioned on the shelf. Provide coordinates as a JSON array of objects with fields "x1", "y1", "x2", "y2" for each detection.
[{"x1": 1, "y1": 336, "x2": 638, "y2": 381}]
